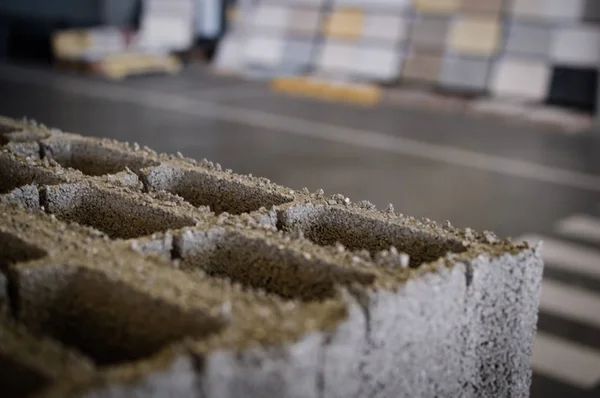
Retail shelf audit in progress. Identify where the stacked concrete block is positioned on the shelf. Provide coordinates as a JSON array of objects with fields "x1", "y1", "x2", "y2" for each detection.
[{"x1": 0, "y1": 115, "x2": 543, "y2": 397}]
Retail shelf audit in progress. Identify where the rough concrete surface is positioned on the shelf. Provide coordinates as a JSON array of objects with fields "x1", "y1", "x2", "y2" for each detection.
[{"x1": 0, "y1": 115, "x2": 544, "y2": 398}]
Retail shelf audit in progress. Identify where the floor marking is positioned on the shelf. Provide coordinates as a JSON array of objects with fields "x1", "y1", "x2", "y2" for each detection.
[
  {"x1": 518, "y1": 235, "x2": 600, "y2": 280},
  {"x1": 556, "y1": 214, "x2": 600, "y2": 244},
  {"x1": 532, "y1": 331, "x2": 600, "y2": 389},
  {"x1": 539, "y1": 279, "x2": 600, "y2": 329},
  {"x1": 3, "y1": 63, "x2": 600, "y2": 193}
]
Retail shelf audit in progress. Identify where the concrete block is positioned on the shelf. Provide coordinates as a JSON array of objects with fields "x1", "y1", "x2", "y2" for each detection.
[
  {"x1": 287, "y1": 8, "x2": 321, "y2": 36},
  {"x1": 323, "y1": 8, "x2": 365, "y2": 41},
  {"x1": 504, "y1": 20, "x2": 553, "y2": 57},
  {"x1": 402, "y1": 50, "x2": 443, "y2": 84},
  {"x1": 511, "y1": 0, "x2": 585, "y2": 21},
  {"x1": 362, "y1": 15, "x2": 409, "y2": 43},
  {"x1": 281, "y1": 39, "x2": 315, "y2": 73},
  {"x1": 415, "y1": 0, "x2": 461, "y2": 14},
  {"x1": 0, "y1": 115, "x2": 543, "y2": 398},
  {"x1": 250, "y1": 4, "x2": 290, "y2": 32},
  {"x1": 550, "y1": 25, "x2": 600, "y2": 67},
  {"x1": 448, "y1": 16, "x2": 502, "y2": 56},
  {"x1": 411, "y1": 15, "x2": 451, "y2": 50},
  {"x1": 490, "y1": 58, "x2": 551, "y2": 101},
  {"x1": 459, "y1": 0, "x2": 504, "y2": 16},
  {"x1": 354, "y1": 46, "x2": 402, "y2": 81},
  {"x1": 244, "y1": 35, "x2": 286, "y2": 68},
  {"x1": 440, "y1": 55, "x2": 490, "y2": 92}
]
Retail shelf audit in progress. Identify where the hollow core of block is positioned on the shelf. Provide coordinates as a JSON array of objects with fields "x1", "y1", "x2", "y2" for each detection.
[
  {"x1": 42, "y1": 139, "x2": 159, "y2": 177},
  {"x1": 176, "y1": 229, "x2": 376, "y2": 301}
]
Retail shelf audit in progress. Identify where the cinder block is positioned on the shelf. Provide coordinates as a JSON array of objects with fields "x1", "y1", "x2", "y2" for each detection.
[
  {"x1": 504, "y1": 20, "x2": 553, "y2": 57},
  {"x1": 440, "y1": 56, "x2": 490, "y2": 92},
  {"x1": 411, "y1": 16, "x2": 452, "y2": 50},
  {"x1": 287, "y1": 8, "x2": 321, "y2": 35},
  {"x1": 402, "y1": 50, "x2": 444, "y2": 84},
  {"x1": 459, "y1": 0, "x2": 504, "y2": 16},
  {"x1": 511, "y1": 0, "x2": 585, "y2": 21},
  {"x1": 415, "y1": 0, "x2": 461, "y2": 14},
  {"x1": 244, "y1": 35, "x2": 286, "y2": 68},
  {"x1": 550, "y1": 25, "x2": 600, "y2": 67},
  {"x1": 323, "y1": 9, "x2": 365, "y2": 41},
  {"x1": 281, "y1": 39, "x2": 315, "y2": 73},
  {"x1": 362, "y1": 15, "x2": 409, "y2": 43},
  {"x1": 41, "y1": 134, "x2": 159, "y2": 178},
  {"x1": 0, "y1": 116, "x2": 543, "y2": 398},
  {"x1": 249, "y1": 4, "x2": 290, "y2": 32},
  {"x1": 448, "y1": 16, "x2": 502, "y2": 56},
  {"x1": 354, "y1": 46, "x2": 402, "y2": 81},
  {"x1": 490, "y1": 58, "x2": 551, "y2": 101}
]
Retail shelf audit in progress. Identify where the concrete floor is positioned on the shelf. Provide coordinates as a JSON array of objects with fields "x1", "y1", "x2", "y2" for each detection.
[{"x1": 0, "y1": 62, "x2": 599, "y2": 397}]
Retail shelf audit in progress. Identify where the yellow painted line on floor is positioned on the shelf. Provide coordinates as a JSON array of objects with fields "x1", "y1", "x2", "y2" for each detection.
[{"x1": 270, "y1": 77, "x2": 382, "y2": 107}]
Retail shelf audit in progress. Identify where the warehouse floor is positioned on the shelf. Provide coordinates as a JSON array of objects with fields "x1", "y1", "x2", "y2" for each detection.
[{"x1": 0, "y1": 62, "x2": 599, "y2": 398}]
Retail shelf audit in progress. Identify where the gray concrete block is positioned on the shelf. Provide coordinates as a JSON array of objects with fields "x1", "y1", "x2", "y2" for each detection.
[
  {"x1": 440, "y1": 56, "x2": 491, "y2": 92},
  {"x1": 505, "y1": 20, "x2": 553, "y2": 58},
  {"x1": 411, "y1": 15, "x2": 452, "y2": 50},
  {"x1": 0, "y1": 115, "x2": 543, "y2": 398}
]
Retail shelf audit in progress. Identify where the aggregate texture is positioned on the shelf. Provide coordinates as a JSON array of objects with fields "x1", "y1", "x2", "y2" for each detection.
[{"x1": 0, "y1": 115, "x2": 544, "y2": 398}]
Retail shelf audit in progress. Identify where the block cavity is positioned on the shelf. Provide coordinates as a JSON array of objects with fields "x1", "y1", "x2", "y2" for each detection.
[
  {"x1": 13, "y1": 264, "x2": 224, "y2": 367},
  {"x1": 143, "y1": 165, "x2": 293, "y2": 215},
  {"x1": 41, "y1": 136, "x2": 159, "y2": 177},
  {"x1": 174, "y1": 228, "x2": 376, "y2": 301},
  {"x1": 278, "y1": 204, "x2": 466, "y2": 266},
  {"x1": 41, "y1": 184, "x2": 197, "y2": 239},
  {"x1": 0, "y1": 152, "x2": 65, "y2": 195}
]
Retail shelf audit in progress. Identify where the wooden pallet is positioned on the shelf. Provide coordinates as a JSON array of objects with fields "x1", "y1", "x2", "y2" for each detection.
[
  {"x1": 54, "y1": 53, "x2": 182, "y2": 81},
  {"x1": 271, "y1": 77, "x2": 383, "y2": 107}
]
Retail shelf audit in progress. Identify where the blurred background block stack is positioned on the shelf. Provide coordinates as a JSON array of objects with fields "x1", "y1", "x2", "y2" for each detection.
[
  {"x1": 492, "y1": 0, "x2": 600, "y2": 112},
  {"x1": 213, "y1": 0, "x2": 600, "y2": 117},
  {"x1": 215, "y1": 0, "x2": 325, "y2": 78},
  {"x1": 315, "y1": 0, "x2": 410, "y2": 82},
  {"x1": 440, "y1": 0, "x2": 503, "y2": 93}
]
